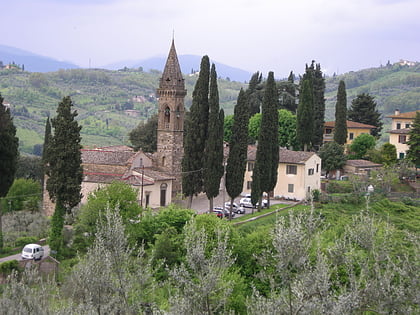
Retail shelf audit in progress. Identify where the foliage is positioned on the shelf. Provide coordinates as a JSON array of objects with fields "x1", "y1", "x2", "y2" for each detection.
[
  {"x1": 406, "y1": 111, "x2": 420, "y2": 167},
  {"x1": 366, "y1": 142, "x2": 397, "y2": 165},
  {"x1": 1, "y1": 178, "x2": 41, "y2": 212},
  {"x1": 15, "y1": 155, "x2": 43, "y2": 183},
  {"x1": 349, "y1": 133, "x2": 376, "y2": 159},
  {"x1": 226, "y1": 88, "x2": 249, "y2": 201},
  {"x1": 203, "y1": 64, "x2": 225, "y2": 210},
  {"x1": 0, "y1": 260, "x2": 19, "y2": 275},
  {"x1": 312, "y1": 63, "x2": 326, "y2": 148},
  {"x1": 73, "y1": 181, "x2": 142, "y2": 251},
  {"x1": 182, "y1": 56, "x2": 210, "y2": 201},
  {"x1": 348, "y1": 93, "x2": 383, "y2": 138},
  {"x1": 296, "y1": 78, "x2": 314, "y2": 150},
  {"x1": 14, "y1": 236, "x2": 38, "y2": 248},
  {"x1": 128, "y1": 113, "x2": 158, "y2": 152},
  {"x1": 334, "y1": 80, "x2": 348, "y2": 145},
  {"x1": 278, "y1": 71, "x2": 297, "y2": 113},
  {"x1": 223, "y1": 114, "x2": 234, "y2": 142},
  {"x1": 319, "y1": 141, "x2": 346, "y2": 173},
  {"x1": 248, "y1": 109, "x2": 297, "y2": 149},
  {"x1": 246, "y1": 72, "x2": 263, "y2": 116}
]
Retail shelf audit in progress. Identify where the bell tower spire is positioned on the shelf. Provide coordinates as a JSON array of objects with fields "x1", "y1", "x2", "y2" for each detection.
[{"x1": 156, "y1": 40, "x2": 186, "y2": 197}]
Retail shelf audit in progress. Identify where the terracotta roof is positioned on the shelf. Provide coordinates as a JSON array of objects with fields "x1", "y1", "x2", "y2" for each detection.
[
  {"x1": 388, "y1": 128, "x2": 410, "y2": 134},
  {"x1": 95, "y1": 145, "x2": 134, "y2": 152},
  {"x1": 83, "y1": 171, "x2": 124, "y2": 184},
  {"x1": 324, "y1": 120, "x2": 376, "y2": 129},
  {"x1": 345, "y1": 159, "x2": 382, "y2": 168},
  {"x1": 386, "y1": 110, "x2": 419, "y2": 119},
  {"x1": 81, "y1": 149, "x2": 136, "y2": 165},
  {"x1": 132, "y1": 167, "x2": 175, "y2": 181},
  {"x1": 246, "y1": 145, "x2": 317, "y2": 164}
]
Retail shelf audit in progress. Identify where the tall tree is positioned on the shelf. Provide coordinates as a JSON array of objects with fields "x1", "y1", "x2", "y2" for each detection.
[
  {"x1": 348, "y1": 93, "x2": 383, "y2": 138},
  {"x1": 203, "y1": 64, "x2": 225, "y2": 211},
  {"x1": 182, "y1": 56, "x2": 210, "y2": 207},
  {"x1": 246, "y1": 72, "x2": 263, "y2": 116},
  {"x1": 46, "y1": 96, "x2": 83, "y2": 255},
  {"x1": 128, "y1": 113, "x2": 158, "y2": 152},
  {"x1": 280, "y1": 71, "x2": 297, "y2": 113},
  {"x1": 334, "y1": 80, "x2": 348, "y2": 145},
  {"x1": 252, "y1": 72, "x2": 279, "y2": 209},
  {"x1": 226, "y1": 89, "x2": 249, "y2": 210},
  {"x1": 296, "y1": 79, "x2": 314, "y2": 151},
  {"x1": 406, "y1": 111, "x2": 420, "y2": 168},
  {"x1": 312, "y1": 63, "x2": 326, "y2": 149},
  {"x1": 42, "y1": 117, "x2": 51, "y2": 166},
  {"x1": 0, "y1": 94, "x2": 19, "y2": 249},
  {"x1": 318, "y1": 142, "x2": 346, "y2": 178}
]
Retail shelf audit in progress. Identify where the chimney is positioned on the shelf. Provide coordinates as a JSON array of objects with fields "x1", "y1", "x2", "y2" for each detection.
[{"x1": 395, "y1": 109, "x2": 400, "y2": 116}]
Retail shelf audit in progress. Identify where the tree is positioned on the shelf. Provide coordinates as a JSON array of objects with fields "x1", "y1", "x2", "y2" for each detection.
[
  {"x1": 42, "y1": 117, "x2": 51, "y2": 168},
  {"x1": 182, "y1": 56, "x2": 210, "y2": 207},
  {"x1": 348, "y1": 93, "x2": 383, "y2": 138},
  {"x1": 248, "y1": 109, "x2": 297, "y2": 149},
  {"x1": 296, "y1": 79, "x2": 314, "y2": 151},
  {"x1": 0, "y1": 94, "x2": 19, "y2": 250},
  {"x1": 334, "y1": 80, "x2": 348, "y2": 145},
  {"x1": 406, "y1": 111, "x2": 420, "y2": 168},
  {"x1": 312, "y1": 63, "x2": 326, "y2": 149},
  {"x1": 1, "y1": 179, "x2": 41, "y2": 213},
  {"x1": 226, "y1": 89, "x2": 249, "y2": 210},
  {"x1": 15, "y1": 155, "x2": 43, "y2": 183},
  {"x1": 278, "y1": 71, "x2": 297, "y2": 113},
  {"x1": 46, "y1": 96, "x2": 83, "y2": 255},
  {"x1": 318, "y1": 142, "x2": 346, "y2": 177},
  {"x1": 367, "y1": 143, "x2": 397, "y2": 165},
  {"x1": 128, "y1": 113, "x2": 158, "y2": 152},
  {"x1": 252, "y1": 72, "x2": 279, "y2": 209},
  {"x1": 349, "y1": 133, "x2": 376, "y2": 159},
  {"x1": 203, "y1": 63, "x2": 225, "y2": 211},
  {"x1": 223, "y1": 115, "x2": 234, "y2": 142},
  {"x1": 246, "y1": 72, "x2": 263, "y2": 116}
]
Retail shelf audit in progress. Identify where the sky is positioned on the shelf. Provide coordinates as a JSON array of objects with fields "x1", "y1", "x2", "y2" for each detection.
[{"x1": 1, "y1": 0, "x2": 419, "y2": 78}]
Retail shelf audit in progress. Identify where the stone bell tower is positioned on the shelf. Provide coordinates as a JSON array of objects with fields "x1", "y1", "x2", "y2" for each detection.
[{"x1": 156, "y1": 40, "x2": 187, "y2": 197}]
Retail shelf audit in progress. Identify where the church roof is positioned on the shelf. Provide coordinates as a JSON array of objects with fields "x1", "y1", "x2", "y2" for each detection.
[
  {"x1": 159, "y1": 40, "x2": 185, "y2": 90},
  {"x1": 81, "y1": 149, "x2": 135, "y2": 166}
]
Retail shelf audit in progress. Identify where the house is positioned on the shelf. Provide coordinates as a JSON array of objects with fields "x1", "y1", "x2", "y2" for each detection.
[
  {"x1": 243, "y1": 145, "x2": 321, "y2": 201},
  {"x1": 343, "y1": 159, "x2": 382, "y2": 177},
  {"x1": 323, "y1": 120, "x2": 376, "y2": 145},
  {"x1": 386, "y1": 109, "x2": 420, "y2": 159}
]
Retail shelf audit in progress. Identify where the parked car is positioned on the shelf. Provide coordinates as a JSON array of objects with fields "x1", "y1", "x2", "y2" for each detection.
[
  {"x1": 224, "y1": 202, "x2": 238, "y2": 211},
  {"x1": 213, "y1": 207, "x2": 235, "y2": 218},
  {"x1": 239, "y1": 197, "x2": 268, "y2": 208},
  {"x1": 21, "y1": 244, "x2": 44, "y2": 261}
]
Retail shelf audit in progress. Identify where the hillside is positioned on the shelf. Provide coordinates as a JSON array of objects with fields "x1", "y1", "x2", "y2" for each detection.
[{"x1": 0, "y1": 62, "x2": 419, "y2": 154}]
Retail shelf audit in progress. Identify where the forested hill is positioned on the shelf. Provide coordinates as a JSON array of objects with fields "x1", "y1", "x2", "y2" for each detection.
[{"x1": 1, "y1": 62, "x2": 419, "y2": 154}]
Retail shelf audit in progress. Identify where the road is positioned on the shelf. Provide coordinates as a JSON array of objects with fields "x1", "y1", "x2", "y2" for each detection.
[{"x1": 0, "y1": 245, "x2": 50, "y2": 264}]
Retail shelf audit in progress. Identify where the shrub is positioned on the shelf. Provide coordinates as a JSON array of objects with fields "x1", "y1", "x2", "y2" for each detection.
[
  {"x1": 0, "y1": 260, "x2": 20, "y2": 275},
  {"x1": 14, "y1": 236, "x2": 38, "y2": 248}
]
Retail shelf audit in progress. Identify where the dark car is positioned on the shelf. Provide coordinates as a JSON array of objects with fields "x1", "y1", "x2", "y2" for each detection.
[{"x1": 213, "y1": 207, "x2": 235, "y2": 218}]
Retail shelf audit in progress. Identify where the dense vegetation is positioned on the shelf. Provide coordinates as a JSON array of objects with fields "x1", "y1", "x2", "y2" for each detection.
[{"x1": 0, "y1": 62, "x2": 418, "y2": 154}]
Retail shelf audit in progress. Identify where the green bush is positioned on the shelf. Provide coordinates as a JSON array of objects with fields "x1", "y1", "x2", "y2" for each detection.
[
  {"x1": 15, "y1": 236, "x2": 38, "y2": 248},
  {"x1": 0, "y1": 260, "x2": 19, "y2": 275},
  {"x1": 326, "y1": 180, "x2": 353, "y2": 193}
]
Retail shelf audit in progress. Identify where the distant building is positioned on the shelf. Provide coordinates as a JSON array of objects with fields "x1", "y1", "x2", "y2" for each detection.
[
  {"x1": 386, "y1": 109, "x2": 420, "y2": 159},
  {"x1": 323, "y1": 120, "x2": 376, "y2": 145}
]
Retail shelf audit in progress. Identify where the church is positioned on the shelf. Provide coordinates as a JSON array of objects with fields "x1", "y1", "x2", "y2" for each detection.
[{"x1": 43, "y1": 40, "x2": 186, "y2": 215}]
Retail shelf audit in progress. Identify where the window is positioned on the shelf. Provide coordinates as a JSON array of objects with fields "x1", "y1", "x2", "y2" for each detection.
[
  {"x1": 405, "y1": 123, "x2": 410, "y2": 128},
  {"x1": 308, "y1": 168, "x2": 314, "y2": 175},
  {"x1": 325, "y1": 128, "x2": 332, "y2": 134},
  {"x1": 396, "y1": 123, "x2": 401, "y2": 129},
  {"x1": 399, "y1": 152, "x2": 405, "y2": 159},
  {"x1": 247, "y1": 181, "x2": 252, "y2": 190},
  {"x1": 248, "y1": 162, "x2": 254, "y2": 172},
  {"x1": 286, "y1": 165, "x2": 297, "y2": 175},
  {"x1": 398, "y1": 135, "x2": 407, "y2": 144},
  {"x1": 349, "y1": 133, "x2": 354, "y2": 140},
  {"x1": 307, "y1": 186, "x2": 311, "y2": 192},
  {"x1": 288, "y1": 184, "x2": 294, "y2": 193},
  {"x1": 316, "y1": 164, "x2": 319, "y2": 173}
]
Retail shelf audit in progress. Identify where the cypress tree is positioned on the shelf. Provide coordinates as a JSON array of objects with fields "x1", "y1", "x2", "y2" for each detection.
[
  {"x1": 246, "y1": 72, "x2": 263, "y2": 116},
  {"x1": 296, "y1": 79, "x2": 314, "y2": 151},
  {"x1": 46, "y1": 96, "x2": 82, "y2": 255},
  {"x1": 226, "y1": 89, "x2": 249, "y2": 208},
  {"x1": 348, "y1": 93, "x2": 383, "y2": 138},
  {"x1": 42, "y1": 117, "x2": 51, "y2": 168},
  {"x1": 182, "y1": 56, "x2": 210, "y2": 207},
  {"x1": 252, "y1": 72, "x2": 279, "y2": 209},
  {"x1": 334, "y1": 80, "x2": 348, "y2": 145},
  {"x1": 203, "y1": 64, "x2": 224, "y2": 211},
  {"x1": 282, "y1": 71, "x2": 297, "y2": 113},
  {"x1": 312, "y1": 63, "x2": 326, "y2": 149},
  {"x1": 406, "y1": 111, "x2": 420, "y2": 168},
  {"x1": 0, "y1": 94, "x2": 19, "y2": 249}
]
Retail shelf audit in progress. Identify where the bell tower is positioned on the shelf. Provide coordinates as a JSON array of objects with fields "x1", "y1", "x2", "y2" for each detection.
[{"x1": 156, "y1": 40, "x2": 186, "y2": 197}]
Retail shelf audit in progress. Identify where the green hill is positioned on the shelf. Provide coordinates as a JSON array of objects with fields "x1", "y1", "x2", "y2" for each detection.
[{"x1": 1, "y1": 62, "x2": 419, "y2": 154}]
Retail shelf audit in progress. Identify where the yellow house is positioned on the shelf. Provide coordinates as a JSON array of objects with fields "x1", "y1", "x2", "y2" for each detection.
[
  {"x1": 323, "y1": 120, "x2": 376, "y2": 145},
  {"x1": 243, "y1": 145, "x2": 321, "y2": 201},
  {"x1": 386, "y1": 109, "x2": 420, "y2": 159}
]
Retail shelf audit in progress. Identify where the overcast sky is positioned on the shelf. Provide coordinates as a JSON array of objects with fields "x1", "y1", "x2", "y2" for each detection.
[{"x1": 1, "y1": 0, "x2": 419, "y2": 78}]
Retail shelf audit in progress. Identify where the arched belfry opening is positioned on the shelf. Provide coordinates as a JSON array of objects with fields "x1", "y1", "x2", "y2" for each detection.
[{"x1": 164, "y1": 106, "x2": 171, "y2": 128}]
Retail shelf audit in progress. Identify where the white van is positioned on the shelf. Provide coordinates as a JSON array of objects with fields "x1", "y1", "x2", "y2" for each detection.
[{"x1": 21, "y1": 244, "x2": 44, "y2": 260}]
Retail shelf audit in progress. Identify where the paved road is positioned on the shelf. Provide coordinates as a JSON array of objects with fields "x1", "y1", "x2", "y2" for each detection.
[{"x1": 0, "y1": 245, "x2": 50, "y2": 263}]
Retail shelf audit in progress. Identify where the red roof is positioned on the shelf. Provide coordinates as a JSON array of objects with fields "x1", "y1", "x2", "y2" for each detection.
[{"x1": 324, "y1": 120, "x2": 376, "y2": 129}]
